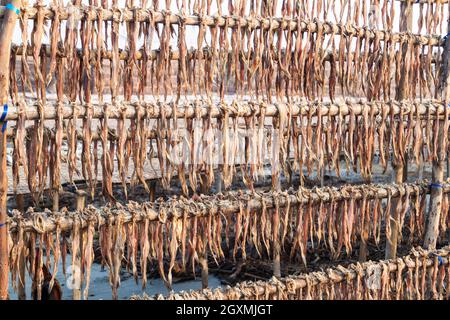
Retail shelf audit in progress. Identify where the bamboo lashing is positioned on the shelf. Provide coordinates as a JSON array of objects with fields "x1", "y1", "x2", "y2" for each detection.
[{"x1": 132, "y1": 246, "x2": 450, "y2": 300}]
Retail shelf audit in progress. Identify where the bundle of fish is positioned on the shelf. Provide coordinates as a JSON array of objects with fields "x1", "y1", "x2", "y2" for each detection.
[
  {"x1": 132, "y1": 245, "x2": 450, "y2": 300},
  {"x1": 9, "y1": 98, "x2": 450, "y2": 200},
  {"x1": 6, "y1": 181, "x2": 450, "y2": 299}
]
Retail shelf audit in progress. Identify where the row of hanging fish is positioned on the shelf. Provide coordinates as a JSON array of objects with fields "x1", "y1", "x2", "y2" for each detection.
[
  {"x1": 11, "y1": 99, "x2": 450, "y2": 200},
  {"x1": 6, "y1": 181, "x2": 450, "y2": 299},
  {"x1": 9, "y1": 0, "x2": 445, "y2": 105},
  {"x1": 136, "y1": 246, "x2": 450, "y2": 300}
]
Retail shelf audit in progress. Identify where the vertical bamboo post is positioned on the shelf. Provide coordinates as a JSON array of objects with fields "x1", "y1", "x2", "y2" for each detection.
[
  {"x1": 271, "y1": 118, "x2": 281, "y2": 278},
  {"x1": 215, "y1": 172, "x2": 222, "y2": 193},
  {"x1": 273, "y1": 196, "x2": 281, "y2": 278},
  {"x1": 199, "y1": 253, "x2": 208, "y2": 289},
  {"x1": 15, "y1": 193, "x2": 25, "y2": 299},
  {"x1": 17, "y1": 249, "x2": 25, "y2": 300},
  {"x1": 199, "y1": 173, "x2": 208, "y2": 194},
  {"x1": 424, "y1": 3, "x2": 450, "y2": 250},
  {"x1": 149, "y1": 180, "x2": 156, "y2": 202},
  {"x1": 0, "y1": 0, "x2": 21, "y2": 300},
  {"x1": 385, "y1": 1, "x2": 412, "y2": 260},
  {"x1": 0, "y1": 129, "x2": 6, "y2": 300},
  {"x1": 75, "y1": 190, "x2": 86, "y2": 211},
  {"x1": 52, "y1": 191, "x2": 59, "y2": 212},
  {"x1": 73, "y1": 190, "x2": 86, "y2": 300},
  {"x1": 15, "y1": 193, "x2": 24, "y2": 211},
  {"x1": 447, "y1": 156, "x2": 450, "y2": 178}
]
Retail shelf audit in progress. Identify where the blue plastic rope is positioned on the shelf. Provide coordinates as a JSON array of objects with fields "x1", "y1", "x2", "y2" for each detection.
[
  {"x1": 0, "y1": 223, "x2": 5, "y2": 228},
  {"x1": 5, "y1": 3, "x2": 20, "y2": 15},
  {"x1": 0, "y1": 105, "x2": 7, "y2": 122},
  {"x1": 430, "y1": 183, "x2": 443, "y2": 189},
  {"x1": 438, "y1": 256, "x2": 444, "y2": 266},
  {"x1": 0, "y1": 104, "x2": 7, "y2": 133}
]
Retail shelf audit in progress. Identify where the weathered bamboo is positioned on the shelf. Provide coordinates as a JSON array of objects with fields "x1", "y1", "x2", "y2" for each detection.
[
  {"x1": 75, "y1": 190, "x2": 86, "y2": 211},
  {"x1": 52, "y1": 192, "x2": 59, "y2": 212},
  {"x1": 199, "y1": 253, "x2": 208, "y2": 289},
  {"x1": 1, "y1": 99, "x2": 448, "y2": 121},
  {"x1": 0, "y1": 7, "x2": 443, "y2": 46},
  {"x1": 17, "y1": 249, "x2": 25, "y2": 300},
  {"x1": 72, "y1": 190, "x2": 85, "y2": 300},
  {"x1": 15, "y1": 194, "x2": 25, "y2": 299},
  {"x1": 425, "y1": 4, "x2": 450, "y2": 250},
  {"x1": 0, "y1": 0, "x2": 21, "y2": 300}
]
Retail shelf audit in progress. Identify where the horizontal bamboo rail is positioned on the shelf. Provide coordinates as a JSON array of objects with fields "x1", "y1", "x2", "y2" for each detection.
[
  {"x1": 6, "y1": 181, "x2": 448, "y2": 234},
  {"x1": 2, "y1": 99, "x2": 447, "y2": 121},
  {"x1": 0, "y1": 6, "x2": 443, "y2": 46},
  {"x1": 132, "y1": 246, "x2": 450, "y2": 300}
]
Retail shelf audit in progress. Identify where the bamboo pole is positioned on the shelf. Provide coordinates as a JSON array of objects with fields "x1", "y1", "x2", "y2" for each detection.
[
  {"x1": 149, "y1": 180, "x2": 156, "y2": 202},
  {"x1": 75, "y1": 190, "x2": 86, "y2": 211},
  {"x1": 15, "y1": 193, "x2": 25, "y2": 299},
  {"x1": 199, "y1": 253, "x2": 208, "y2": 289},
  {"x1": 73, "y1": 190, "x2": 85, "y2": 300},
  {"x1": 425, "y1": 5, "x2": 450, "y2": 250},
  {"x1": 1, "y1": 99, "x2": 447, "y2": 121},
  {"x1": 385, "y1": 0, "x2": 413, "y2": 260},
  {"x1": 0, "y1": 0, "x2": 21, "y2": 300},
  {"x1": 52, "y1": 191, "x2": 59, "y2": 212},
  {"x1": 0, "y1": 7, "x2": 442, "y2": 46},
  {"x1": 15, "y1": 194, "x2": 23, "y2": 212}
]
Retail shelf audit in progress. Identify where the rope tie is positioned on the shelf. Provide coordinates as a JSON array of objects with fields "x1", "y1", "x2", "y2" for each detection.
[
  {"x1": 0, "y1": 104, "x2": 8, "y2": 133},
  {"x1": 5, "y1": 3, "x2": 20, "y2": 15}
]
